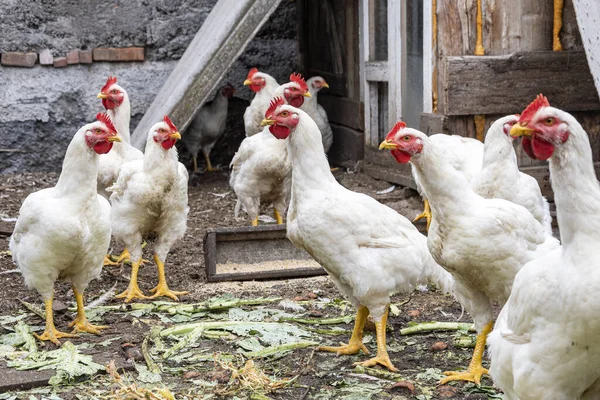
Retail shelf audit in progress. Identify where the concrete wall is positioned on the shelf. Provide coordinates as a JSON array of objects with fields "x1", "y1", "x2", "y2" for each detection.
[{"x1": 0, "y1": 0, "x2": 298, "y2": 173}]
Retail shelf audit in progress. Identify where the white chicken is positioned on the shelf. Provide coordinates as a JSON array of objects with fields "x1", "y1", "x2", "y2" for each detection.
[
  {"x1": 380, "y1": 121, "x2": 560, "y2": 384},
  {"x1": 470, "y1": 115, "x2": 553, "y2": 234},
  {"x1": 9, "y1": 113, "x2": 120, "y2": 344},
  {"x1": 230, "y1": 74, "x2": 311, "y2": 226},
  {"x1": 305, "y1": 76, "x2": 333, "y2": 152},
  {"x1": 96, "y1": 76, "x2": 144, "y2": 198},
  {"x1": 183, "y1": 83, "x2": 236, "y2": 172},
  {"x1": 108, "y1": 116, "x2": 189, "y2": 303},
  {"x1": 243, "y1": 68, "x2": 279, "y2": 136},
  {"x1": 489, "y1": 95, "x2": 600, "y2": 399},
  {"x1": 261, "y1": 97, "x2": 454, "y2": 371},
  {"x1": 413, "y1": 133, "x2": 484, "y2": 230}
]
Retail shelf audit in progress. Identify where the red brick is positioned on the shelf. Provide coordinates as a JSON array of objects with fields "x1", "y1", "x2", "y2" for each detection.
[
  {"x1": 92, "y1": 47, "x2": 144, "y2": 62},
  {"x1": 66, "y1": 49, "x2": 79, "y2": 64},
  {"x1": 53, "y1": 57, "x2": 67, "y2": 68},
  {"x1": 39, "y1": 49, "x2": 53, "y2": 66},
  {"x1": 79, "y1": 50, "x2": 92, "y2": 64},
  {"x1": 1, "y1": 52, "x2": 37, "y2": 67}
]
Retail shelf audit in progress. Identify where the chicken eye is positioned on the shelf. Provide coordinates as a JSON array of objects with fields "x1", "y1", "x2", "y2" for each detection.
[
  {"x1": 111, "y1": 89, "x2": 118, "y2": 94},
  {"x1": 95, "y1": 129, "x2": 102, "y2": 134},
  {"x1": 543, "y1": 117, "x2": 555, "y2": 126},
  {"x1": 402, "y1": 135, "x2": 411, "y2": 142},
  {"x1": 280, "y1": 111, "x2": 289, "y2": 117}
]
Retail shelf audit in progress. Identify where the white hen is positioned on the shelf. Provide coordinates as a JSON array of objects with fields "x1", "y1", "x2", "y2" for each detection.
[
  {"x1": 230, "y1": 74, "x2": 312, "y2": 226},
  {"x1": 471, "y1": 115, "x2": 553, "y2": 234},
  {"x1": 305, "y1": 76, "x2": 333, "y2": 152},
  {"x1": 243, "y1": 68, "x2": 279, "y2": 137},
  {"x1": 380, "y1": 122, "x2": 560, "y2": 384},
  {"x1": 262, "y1": 98, "x2": 454, "y2": 372},
  {"x1": 489, "y1": 96, "x2": 600, "y2": 400},
  {"x1": 108, "y1": 116, "x2": 189, "y2": 303},
  {"x1": 96, "y1": 76, "x2": 144, "y2": 199},
  {"x1": 413, "y1": 133, "x2": 484, "y2": 229},
  {"x1": 10, "y1": 114, "x2": 120, "y2": 344}
]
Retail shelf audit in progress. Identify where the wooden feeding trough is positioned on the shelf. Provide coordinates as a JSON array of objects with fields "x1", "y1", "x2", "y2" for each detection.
[{"x1": 203, "y1": 225, "x2": 326, "y2": 282}]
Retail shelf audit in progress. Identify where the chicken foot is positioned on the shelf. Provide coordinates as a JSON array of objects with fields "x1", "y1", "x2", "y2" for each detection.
[
  {"x1": 413, "y1": 199, "x2": 432, "y2": 231},
  {"x1": 34, "y1": 295, "x2": 77, "y2": 345},
  {"x1": 353, "y1": 306, "x2": 398, "y2": 372},
  {"x1": 203, "y1": 150, "x2": 218, "y2": 172},
  {"x1": 68, "y1": 286, "x2": 108, "y2": 334},
  {"x1": 440, "y1": 320, "x2": 493, "y2": 385},
  {"x1": 116, "y1": 259, "x2": 150, "y2": 302},
  {"x1": 251, "y1": 216, "x2": 259, "y2": 227},
  {"x1": 274, "y1": 210, "x2": 284, "y2": 225},
  {"x1": 104, "y1": 248, "x2": 149, "y2": 267},
  {"x1": 319, "y1": 305, "x2": 370, "y2": 355},
  {"x1": 149, "y1": 254, "x2": 188, "y2": 301}
]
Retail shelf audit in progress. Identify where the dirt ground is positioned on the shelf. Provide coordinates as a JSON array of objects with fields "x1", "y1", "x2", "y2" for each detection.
[{"x1": 0, "y1": 170, "x2": 500, "y2": 400}]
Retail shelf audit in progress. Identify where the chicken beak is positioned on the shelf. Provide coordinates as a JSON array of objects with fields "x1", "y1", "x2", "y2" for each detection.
[
  {"x1": 169, "y1": 131, "x2": 182, "y2": 140},
  {"x1": 302, "y1": 92, "x2": 312, "y2": 98},
  {"x1": 243, "y1": 79, "x2": 252, "y2": 86},
  {"x1": 107, "y1": 135, "x2": 122, "y2": 143},
  {"x1": 510, "y1": 123, "x2": 534, "y2": 138},
  {"x1": 97, "y1": 92, "x2": 108, "y2": 99},
  {"x1": 379, "y1": 140, "x2": 399, "y2": 150},
  {"x1": 322, "y1": 82, "x2": 330, "y2": 89},
  {"x1": 261, "y1": 118, "x2": 276, "y2": 127}
]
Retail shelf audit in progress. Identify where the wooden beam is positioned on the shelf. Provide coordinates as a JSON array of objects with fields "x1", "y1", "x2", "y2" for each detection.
[
  {"x1": 444, "y1": 51, "x2": 600, "y2": 116},
  {"x1": 364, "y1": 61, "x2": 389, "y2": 82},
  {"x1": 319, "y1": 95, "x2": 364, "y2": 131},
  {"x1": 573, "y1": 0, "x2": 600, "y2": 98},
  {"x1": 131, "y1": 0, "x2": 282, "y2": 149}
]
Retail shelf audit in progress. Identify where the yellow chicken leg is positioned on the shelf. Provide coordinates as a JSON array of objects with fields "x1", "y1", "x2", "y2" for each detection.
[
  {"x1": 553, "y1": 0, "x2": 564, "y2": 51},
  {"x1": 192, "y1": 155, "x2": 199, "y2": 173},
  {"x1": 414, "y1": 199, "x2": 432, "y2": 231},
  {"x1": 274, "y1": 210, "x2": 283, "y2": 225},
  {"x1": 149, "y1": 254, "x2": 188, "y2": 301},
  {"x1": 203, "y1": 150, "x2": 216, "y2": 172},
  {"x1": 251, "y1": 217, "x2": 259, "y2": 227},
  {"x1": 354, "y1": 306, "x2": 398, "y2": 372},
  {"x1": 116, "y1": 259, "x2": 150, "y2": 302},
  {"x1": 319, "y1": 305, "x2": 370, "y2": 355},
  {"x1": 440, "y1": 320, "x2": 493, "y2": 385},
  {"x1": 68, "y1": 286, "x2": 108, "y2": 334},
  {"x1": 34, "y1": 295, "x2": 77, "y2": 345}
]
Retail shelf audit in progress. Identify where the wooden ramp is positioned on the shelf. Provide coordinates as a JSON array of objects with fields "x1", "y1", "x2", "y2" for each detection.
[
  {"x1": 573, "y1": 0, "x2": 600, "y2": 97},
  {"x1": 131, "y1": 0, "x2": 282, "y2": 149}
]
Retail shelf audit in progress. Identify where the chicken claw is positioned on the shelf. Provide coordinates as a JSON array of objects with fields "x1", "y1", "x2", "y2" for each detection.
[
  {"x1": 353, "y1": 306, "x2": 398, "y2": 372},
  {"x1": 116, "y1": 260, "x2": 150, "y2": 302},
  {"x1": 354, "y1": 354, "x2": 398, "y2": 372},
  {"x1": 103, "y1": 254, "x2": 120, "y2": 266},
  {"x1": 413, "y1": 198, "x2": 432, "y2": 231},
  {"x1": 69, "y1": 287, "x2": 108, "y2": 334},
  {"x1": 35, "y1": 297, "x2": 77, "y2": 345},
  {"x1": 439, "y1": 320, "x2": 493, "y2": 385},
  {"x1": 148, "y1": 255, "x2": 188, "y2": 301},
  {"x1": 319, "y1": 340, "x2": 370, "y2": 355}
]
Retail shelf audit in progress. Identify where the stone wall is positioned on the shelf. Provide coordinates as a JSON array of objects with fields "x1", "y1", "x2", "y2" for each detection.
[{"x1": 0, "y1": 0, "x2": 299, "y2": 173}]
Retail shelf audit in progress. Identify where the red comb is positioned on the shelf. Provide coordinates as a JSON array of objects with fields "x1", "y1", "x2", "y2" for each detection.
[
  {"x1": 385, "y1": 121, "x2": 407, "y2": 140},
  {"x1": 96, "y1": 112, "x2": 117, "y2": 134},
  {"x1": 246, "y1": 68, "x2": 258, "y2": 80},
  {"x1": 289, "y1": 72, "x2": 309, "y2": 93},
  {"x1": 519, "y1": 94, "x2": 550, "y2": 123},
  {"x1": 163, "y1": 115, "x2": 178, "y2": 132},
  {"x1": 101, "y1": 76, "x2": 117, "y2": 93},
  {"x1": 265, "y1": 97, "x2": 285, "y2": 119}
]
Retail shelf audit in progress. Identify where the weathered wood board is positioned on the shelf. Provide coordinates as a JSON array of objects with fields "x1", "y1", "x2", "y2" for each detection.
[
  {"x1": 443, "y1": 51, "x2": 600, "y2": 116},
  {"x1": 131, "y1": 0, "x2": 282, "y2": 150},
  {"x1": 203, "y1": 225, "x2": 326, "y2": 282}
]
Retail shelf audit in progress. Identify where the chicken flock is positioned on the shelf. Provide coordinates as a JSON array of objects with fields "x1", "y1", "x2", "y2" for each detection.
[{"x1": 8, "y1": 65, "x2": 600, "y2": 398}]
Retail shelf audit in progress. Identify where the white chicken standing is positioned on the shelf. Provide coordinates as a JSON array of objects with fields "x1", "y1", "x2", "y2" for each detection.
[
  {"x1": 243, "y1": 68, "x2": 279, "y2": 136},
  {"x1": 261, "y1": 98, "x2": 454, "y2": 371},
  {"x1": 10, "y1": 113, "x2": 120, "y2": 344},
  {"x1": 413, "y1": 133, "x2": 484, "y2": 230},
  {"x1": 305, "y1": 76, "x2": 333, "y2": 152},
  {"x1": 183, "y1": 83, "x2": 236, "y2": 173},
  {"x1": 380, "y1": 122, "x2": 560, "y2": 383},
  {"x1": 470, "y1": 115, "x2": 553, "y2": 234},
  {"x1": 489, "y1": 95, "x2": 600, "y2": 399},
  {"x1": 108, "y1": 116, "x2": 189, "y2": 303},
  {"x1": 96, "y1": 76, "x2": 144, "y2": 198},
  {"x1": 230, "y1": 74, "x2": 312, "y2": 226}
]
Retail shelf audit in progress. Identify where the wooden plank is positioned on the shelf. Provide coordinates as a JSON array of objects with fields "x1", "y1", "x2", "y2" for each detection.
[
  {"x1": 444, "y1": 51, "x2": 600, "y2": 116},
  {"x1": 365, "y1": 61, "x2": 388, "y2": 82},
  {"x1": 362, "y1": 146, "x2": 417, "y2": 190},
  {"x1": 387, "y1": 0, "x2": 402, "y2": 127},
  {"x1": 328, "y1": 123, "x2": 364, "y2": 167},
  {"x1": 131, "y1": 0, "x2": 282, "y2": 149},
  {"x1": 422, "y1": 0, "x2": 433, "y2": 114},
  {"x1": 319, "y1": 95, "x2": 364, "y2": 131},
  {"x1": 207, "y1": 268, "x2": 327, "y2": 283},
  {"x1": 573, "y1": 0, "x2": 600, "y2": 97},
  {"x1": 419, "y1": 113, "x2": 444, "y2": 135}
]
